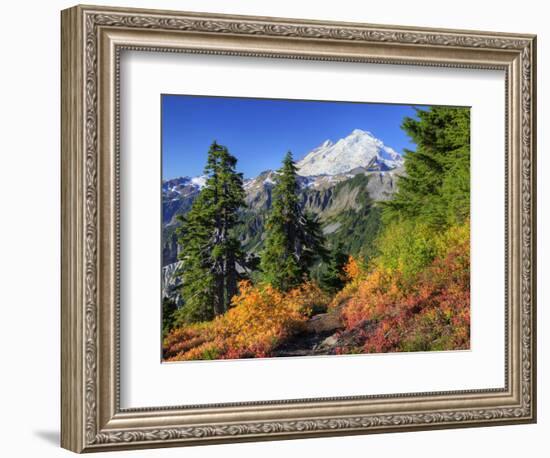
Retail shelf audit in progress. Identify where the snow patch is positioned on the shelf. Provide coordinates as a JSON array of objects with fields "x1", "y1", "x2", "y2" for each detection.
[{"x1": 191, "y1": 175, "x2": 207, "y2": 189}]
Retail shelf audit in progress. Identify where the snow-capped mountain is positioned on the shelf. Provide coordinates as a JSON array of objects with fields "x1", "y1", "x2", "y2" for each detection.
[
  {"x1": 162, "y1": 176, "x2": 208, "y2": 226},
  {"x1": 162, "y1": 128, "x2": 405, "y2": 263},
  {"x1": 296, "y1": 129, "x2": 403, "y2": 176},
  {"x1": 162, "y1": 175, "x2": 207, "y2": 201}
]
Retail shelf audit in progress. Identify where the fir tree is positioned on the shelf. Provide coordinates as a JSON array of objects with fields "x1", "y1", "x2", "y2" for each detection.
[
  {"x1": 176, "y1": 142, "x2": 247, "y2": 322},
  {"x1": 373, "y1": 106, "x2": 471, "y2": 279},
  {"x1": 260, "y1": 151, "x2": 327, "y2": 291},
  {"x1": 320, "y1": 243, "x2": 349, "y2": 293},
  {"x1": 162, "y1": 297, "x2": 178, "y2": 338},
  {"x1": 382, "y1": 106, "x2": 470, "y2": 228}
]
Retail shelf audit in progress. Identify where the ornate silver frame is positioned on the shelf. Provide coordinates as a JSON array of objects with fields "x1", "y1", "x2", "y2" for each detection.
[{"x1": 61, "y1": 4, "x2": 537, "y2": 453}]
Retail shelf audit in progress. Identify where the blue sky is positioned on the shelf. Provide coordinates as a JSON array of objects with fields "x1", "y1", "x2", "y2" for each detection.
[{"x1": 162, "y1": 95, "x2": 427, "y2": 180}]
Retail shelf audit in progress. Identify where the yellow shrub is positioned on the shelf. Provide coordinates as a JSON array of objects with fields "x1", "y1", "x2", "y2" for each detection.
[{"x1": 163, "y1": 280, "x2": 329, "y2": 361}]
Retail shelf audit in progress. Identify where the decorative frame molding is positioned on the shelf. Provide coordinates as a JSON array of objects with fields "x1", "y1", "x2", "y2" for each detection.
[{"x1": 61, "y1": 4, "x2": 536, "y2": 453}]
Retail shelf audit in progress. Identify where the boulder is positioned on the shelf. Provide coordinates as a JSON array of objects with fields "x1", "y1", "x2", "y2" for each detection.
[{"x1": 305, "y1": 311, "x2": 342, "y2": 334}]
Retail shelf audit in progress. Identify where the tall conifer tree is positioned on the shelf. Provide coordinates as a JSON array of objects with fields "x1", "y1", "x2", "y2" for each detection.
[
  {"x1": 383, "y1": 106, "x2": 470, "y2": 227},
  {"x1": 260, "y1": 152, "x2": 326, "y2": 291},
  {"x1": 176, "y1": 142, "x2": 246, "y2": 323}
]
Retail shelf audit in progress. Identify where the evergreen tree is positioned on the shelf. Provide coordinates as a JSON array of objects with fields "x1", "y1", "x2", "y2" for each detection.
[
  {"x1": 374, "y1": 106, "x2": 471, "y2": 279},
  {"x1": 260, "y1": 151, "x2": 327, "y2": 291},
  {"x1": 320, "y1": 243, "x2": 349, "y2": 293},
  {"x1": 383, "y1": 106, "x2": 470, "y2": 228},
  {"x1": 162, "y1": 297, "x2": 178, "y2": 338},
  {"x1": 176, "y1": 142, "x2": 247, "y2": 323}
]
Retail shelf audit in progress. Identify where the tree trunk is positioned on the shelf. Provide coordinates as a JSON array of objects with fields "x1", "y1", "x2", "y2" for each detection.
[
  {"x1": 213, "y1": 270, "x2": 224, "y2": 316},
  {"x1": 225, "y1": 249, "x2": 237, "y2": 311}
]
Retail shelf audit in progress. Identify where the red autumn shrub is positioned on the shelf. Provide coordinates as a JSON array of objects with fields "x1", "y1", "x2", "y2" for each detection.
[{"x1": 334, "y1": 222, "x2": 470, "y2": 354}]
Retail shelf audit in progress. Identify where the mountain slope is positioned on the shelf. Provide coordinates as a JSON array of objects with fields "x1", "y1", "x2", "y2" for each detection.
[{"x1": 162, "y1": 176, "x2": 206, "y2": 225}]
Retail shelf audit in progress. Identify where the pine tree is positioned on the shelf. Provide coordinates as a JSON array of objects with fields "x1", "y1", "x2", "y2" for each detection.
[
  {"x1": 260, "y1": 151, "x2": 327, "y2": 291},
  {"x1": 176, "y1": 142, "x2": 247, "y2": 323}
]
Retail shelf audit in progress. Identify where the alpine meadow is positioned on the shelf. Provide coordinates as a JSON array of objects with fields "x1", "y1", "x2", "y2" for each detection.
[{"x1": 161, "y1": 95, "x2": 470, "y2": 361}]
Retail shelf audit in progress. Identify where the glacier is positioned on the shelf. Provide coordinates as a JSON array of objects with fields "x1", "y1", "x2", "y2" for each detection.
[{"x1": 296, "y1": 128, "x2": 403, "y2": 176}]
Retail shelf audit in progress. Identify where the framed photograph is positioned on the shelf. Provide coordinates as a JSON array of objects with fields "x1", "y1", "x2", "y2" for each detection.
[{"x1": 61, "y1": 4, "x2": 537, "y2": 453}]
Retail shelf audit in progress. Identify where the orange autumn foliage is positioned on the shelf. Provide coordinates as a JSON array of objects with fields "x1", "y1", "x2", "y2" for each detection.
[
  {"x1": 343, "y1": 255, "x2": 363, "y2": 283},
  {"x1": 164, "y1": 222, "x2": 471, "y2": 360},
  {"x1": 163, "y1": 281, "x2": 329, "y2": 361},
  {"x1": 328, "y1": 255, "x2": 366, "y2": 312}
]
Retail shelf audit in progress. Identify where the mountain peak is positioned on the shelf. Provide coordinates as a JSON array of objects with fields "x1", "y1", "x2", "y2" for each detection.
[
  {"x1": 296, "y1": 129, "x2": 403, "y2": 176},
  {"x1": 350, "y1": 128, "x2": 372, "y2": 136}
]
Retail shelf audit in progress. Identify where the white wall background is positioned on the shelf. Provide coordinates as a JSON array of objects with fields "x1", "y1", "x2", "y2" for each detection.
[{"x1": 0, "y1": 0, "x2": 546, "y2": 456}]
